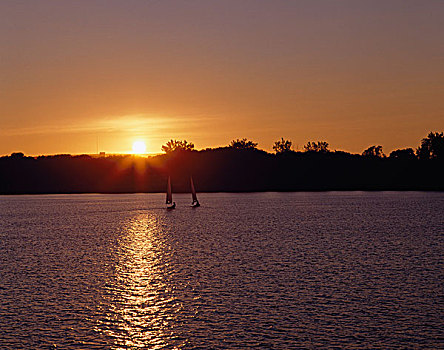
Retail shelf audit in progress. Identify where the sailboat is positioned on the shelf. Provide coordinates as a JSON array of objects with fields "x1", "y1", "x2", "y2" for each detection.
[
  {"x1": 166, "y1": 176, "x2": 176, "y2": 209},
  {"x1": 190, "y1": 176, "x2": 200, "y2": 207}
]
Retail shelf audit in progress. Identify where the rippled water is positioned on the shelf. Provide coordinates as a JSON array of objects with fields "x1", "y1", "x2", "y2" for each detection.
[{"x1": 0, "y1": 192, "x2": 443, "y2": 349}]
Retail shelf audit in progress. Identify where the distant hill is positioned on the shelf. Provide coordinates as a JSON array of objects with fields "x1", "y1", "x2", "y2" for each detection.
[{"x1": 0, "y1": 148, "x2": 443, "y2": 194}]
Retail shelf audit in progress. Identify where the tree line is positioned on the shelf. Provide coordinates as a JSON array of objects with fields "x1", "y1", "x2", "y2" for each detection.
[
  {"x1": 0, "y1": 132, "x2": 442, "y2": 194},
  {"x1": 161, "y1": 132, "x2": 444, "y2": 160}
]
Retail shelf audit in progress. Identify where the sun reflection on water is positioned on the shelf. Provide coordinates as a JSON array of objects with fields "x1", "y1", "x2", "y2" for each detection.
[{"x1": 96, "y1": 213, "x2": 185, "y2": 349}]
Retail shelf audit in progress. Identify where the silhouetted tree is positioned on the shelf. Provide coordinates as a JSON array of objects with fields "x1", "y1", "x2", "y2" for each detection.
[
  {"x1": 230, "y1": 138, "x2": 258, "y2": 149},
  {"x1": 416, "y1": 132, "x2": 444, "y2": 160},
  {"x1": 273, "y1": 138, "x2": 293, "y2": 154},
  {"x1": 10, "y1": 152, "x2": 25, "y2": 159},
  {"x1": 362, "y1": 145, "x2": 385, "y2": 158},
  {"x1": 389, "y1": 148, "x2": 416, "y2": 160},
  {"x1": 304, "y1": 141, "x2": 329, "y2": 153},
  {"x1": 161, "y1": 139, "x2": 194, "y2": 153}
]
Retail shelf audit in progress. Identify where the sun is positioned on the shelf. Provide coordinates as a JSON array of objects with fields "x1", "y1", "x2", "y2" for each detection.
[{"x1": 132, "y1": 140, "x2": 147, "y2": 154}]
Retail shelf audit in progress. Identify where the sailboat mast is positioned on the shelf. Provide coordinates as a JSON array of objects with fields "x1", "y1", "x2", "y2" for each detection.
[
  {"x1": 191, "y1": 176, "x2": 198, "y2": 202},
  {"x1": 166, "y1": 176, "x2": 173, "y2": 204}
]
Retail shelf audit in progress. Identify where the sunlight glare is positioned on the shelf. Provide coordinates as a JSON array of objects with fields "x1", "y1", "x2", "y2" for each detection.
[{"x1": 132, "y1": 141, "x2": 147, "y2": 154}]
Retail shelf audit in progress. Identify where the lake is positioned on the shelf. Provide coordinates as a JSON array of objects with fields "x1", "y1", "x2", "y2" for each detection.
[{"x1": 0, "y1": 192, "x2": 443, "y2": 349}]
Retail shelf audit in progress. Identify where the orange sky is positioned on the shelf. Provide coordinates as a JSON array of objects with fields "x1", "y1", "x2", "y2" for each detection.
[{"x1": 1, "y1": 0, "x2": 443, "y2": 155}]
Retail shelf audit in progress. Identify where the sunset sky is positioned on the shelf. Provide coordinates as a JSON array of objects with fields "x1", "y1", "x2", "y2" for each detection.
[{"x1": 1, "y1": 0, "x2": 443, "y2": 155}]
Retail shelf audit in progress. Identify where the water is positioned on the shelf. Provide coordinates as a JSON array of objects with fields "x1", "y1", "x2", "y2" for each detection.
[{"x1": 0, "y1": 192, "x2": 443, "y2": 349}]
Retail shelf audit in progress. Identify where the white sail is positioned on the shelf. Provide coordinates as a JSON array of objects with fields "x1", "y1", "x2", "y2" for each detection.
[
  {"x1": 166, "y1": 176, "x2": 172, "y2": 204},
  {"x1": 191, "y1": 176, "x2": 198, "y2": 203}
]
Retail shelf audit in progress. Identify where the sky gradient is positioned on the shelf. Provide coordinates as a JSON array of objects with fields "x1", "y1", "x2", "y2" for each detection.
[{"x1": 1, "y1": 0, "x2": 443, "y2": 155}]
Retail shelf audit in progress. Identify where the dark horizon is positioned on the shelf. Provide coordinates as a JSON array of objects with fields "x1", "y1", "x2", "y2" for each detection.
[{"x1": 1, "y1": 131, "x2": 443, "y2": 195}]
